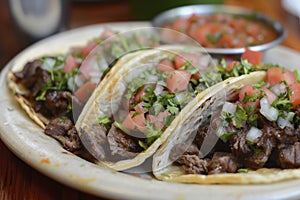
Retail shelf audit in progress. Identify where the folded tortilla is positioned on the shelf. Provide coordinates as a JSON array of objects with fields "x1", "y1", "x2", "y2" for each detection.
[
  {"x1": 152, "y1": 71, "x2": 300, "y2": 184},
  {"x1": 75, "y1": 45, "x2": 216, "y2": 171}
]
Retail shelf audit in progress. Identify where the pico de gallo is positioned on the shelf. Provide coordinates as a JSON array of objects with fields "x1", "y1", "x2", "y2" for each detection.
[
  {"x1": 161, "y1": 13, "x2": 278, "y2": 48},
  {"x1": 93, "y1": 49, "x2": 271, "y2": 160}
]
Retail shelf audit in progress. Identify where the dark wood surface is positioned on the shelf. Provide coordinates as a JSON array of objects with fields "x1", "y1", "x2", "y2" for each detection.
[{"x1": 1, "y1": 0, "x2": 300, "y2": 199}]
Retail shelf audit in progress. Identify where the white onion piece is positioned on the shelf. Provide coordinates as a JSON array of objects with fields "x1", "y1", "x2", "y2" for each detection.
[
  {"x1": 41, "y1": 58, "x2": 56, "y2": 71},
  {"x1": 67, "y1": 77, "x2": 76, "y2": 92},
  {"x1": 214, "y1": 126, "x2": 226, "y2": 138},
  {"x1": 271, "y1": 83, "x2": 286, "y2": 96},
  {"x1": 277, "y1": 117, "x2": 294, "y2": 129},
  {"x1": 222, "y1": 102, "x2": 237, "y2": 115},
  {"x1": 74, "y1": 74, "x2": 85, "y2": 88},
  {"x1": 259, "y1": 97, "x2": 278, "y2": 121},
  {"x1": 146, "y1": 74, "x2": 158, "y2": 83},
  {"x1": 175, "y1": 92, "x2": 186, "y2": 102},
  {"x1": 277, "y1": 112, "x2": 295, "y2": 129},
  {"x1": 246, "y1": 127, "x2": 263, "y2": 142},
  {"x1": 154, "y1": 84, "x2": 164, "y2": 96}
]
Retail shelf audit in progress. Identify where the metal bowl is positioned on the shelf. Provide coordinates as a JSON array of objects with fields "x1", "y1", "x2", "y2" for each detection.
[{"x1": 152, "y1": 5, "x2": 286, "y2": 55}]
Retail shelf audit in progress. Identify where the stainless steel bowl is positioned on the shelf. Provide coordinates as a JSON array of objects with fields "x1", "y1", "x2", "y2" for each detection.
[{"x1": 152, "y1": 5, "x2": 286, "y2": 55}]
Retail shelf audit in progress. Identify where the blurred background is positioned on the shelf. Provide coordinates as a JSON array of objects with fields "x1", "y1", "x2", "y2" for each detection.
[
  {"x1": 1, "y1": 0, "x2": 300, "y2": 70},
  {"x1": 0, "y1": 0, "x2": 225, "y2": 69}
]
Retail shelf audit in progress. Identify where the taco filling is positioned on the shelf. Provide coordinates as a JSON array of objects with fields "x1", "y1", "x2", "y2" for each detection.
[
  {"x1": 78, "y1": 48, "x2": 272, "y2": 167},
  {"x1": 170, "y1": 67, "x2": 300, "y2": 175},
  {"x1": 79, "y1": 51, "x2": 221, "y2": 161}
]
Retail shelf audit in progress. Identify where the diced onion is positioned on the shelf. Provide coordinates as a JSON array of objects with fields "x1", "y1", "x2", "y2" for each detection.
[
  {"x1": 146, "y1": 74, "x2": 158, "y2": 83},
  {"x1": 246, "y1": 127, "x2": 263, "y2": 142},
  {"x1": 67, "y1": 77, "x2": 76, "y2": 92},
  {"x1": 222, "y1": 102, "x2": 237, "y2": 115},
  {"x1": 154, "y1": 84, "x2": 164, "y2": 96},
  {"x1": 41, "y1": 58, "x2": 56, "y2": 71},
  {"x1": 214, "y1": 126, "x2": 226, "y2": 138},
  {"x1": 270, "y1": 83, "x2": 286, "y2": 96},
  {"x1": 174, "y1": 91, "x2": 188, "y2": 104},
  {"x1": 259, "y1": 97, "x2": 278, "y2": 121},
  {"x1": 277, "y1": 112, "x2": 295, "y2": 129}
]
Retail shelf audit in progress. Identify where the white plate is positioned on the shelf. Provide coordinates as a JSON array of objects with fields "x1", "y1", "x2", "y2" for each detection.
[
  {"x1": 282, "y1": 0, "x2": 300, "y2": 17},
  {"x1": 1, "y1": 22, "x2": 300, "y2": 200}
]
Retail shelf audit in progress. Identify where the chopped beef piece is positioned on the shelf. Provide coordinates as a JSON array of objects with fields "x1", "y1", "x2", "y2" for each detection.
[
  {"x1": 107, "y1": 125, "x2": 143, "y2": 159},
  {"x1": 172, "y1": 144, "x2": 209, "y2": 174},
  {"x1": 42, "y1": 90, "x2": 72, "y2": 117},
  {"x1": 14, "y1": 59, "x2": 45, "y2": 89},
  {"x1": 207, "y1": 152, "x2": 238, "y2": 174},
  {"x1": 170, "y1": 143, "x2": 201, "y2": 162},
  {"x1": 278, "y1": 142, "x2": 300, "y2": 169},
  {"x1": 45, "y1": 117, "x2": 81, "y2": 152},
  {"x1": 244, "y1": 125, "x2": 276, "y2": 169},
  {"x1": 194, "y1": 126, "x2": 208, "y2": 148},
  {"x1": 272, "y1": 126, "x2": 300, "y2": 146},
  {"x1": 178, "y1": 154, "x2": 209, "y2": 174},
  {"x1": 64, "y1": 127, "x2": 82, "y2": 152},
  {"x1": 79, "y1": 123, "x2": 108, "y2": 160},
  {"x1": 230, "y1": 132, "x2": 252, "y2": 158}
]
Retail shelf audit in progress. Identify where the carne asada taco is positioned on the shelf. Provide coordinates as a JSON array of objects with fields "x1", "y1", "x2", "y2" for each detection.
[
  {"x1": 75, "y1": 45, "x2": 271, "y2": 171},
  {"x1": 7, "y1": 28, "x2": 159, "y2": 152},
  {"x1": 153, "y1": 66, "x2": 300, "y2": 184}
]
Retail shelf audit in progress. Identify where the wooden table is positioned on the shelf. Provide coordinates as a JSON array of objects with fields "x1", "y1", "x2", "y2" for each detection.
[{"x1": 1, "y1": 0, "x2": 300, "y2": 199}]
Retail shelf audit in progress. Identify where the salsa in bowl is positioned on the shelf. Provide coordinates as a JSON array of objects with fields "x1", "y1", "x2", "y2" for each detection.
[{"x1": 152, "y1": 5, "x2": 286, "y2": 55}]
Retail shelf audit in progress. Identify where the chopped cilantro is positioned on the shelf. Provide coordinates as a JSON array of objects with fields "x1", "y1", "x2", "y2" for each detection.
[
  {"x1": 243, "y1": 91, "x2": 261, "y2": 103},
  {"x1": 237, "y1": 168, "x2": 249, "y2": 173},
  {"x1": 271, "y1": 91, "x2": 293, "y2": 117},
  {"x1": 97, "y1": 116, "x2": 111, "y2": 130},
  {"x1": 232, "y1": 106, "x2": 247, "y2": 128},
  {"x1": 220, "y1": 132, "x2": 236, "y2": 140},
  {"x1": 253, "y1": 81, "x2": 265, "y2": 89},
  {"x1": 206, "y1": 33, "x2": 222, "y2": 43},
  {"x1": 294, "y1": 70, "x2": 300, "y2": 83}
]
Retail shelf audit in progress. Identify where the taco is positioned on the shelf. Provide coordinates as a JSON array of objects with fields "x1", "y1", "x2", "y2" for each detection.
[
  {"x1": 74, "y1": 45, "x2": 270, "y2": 171},
  {"x1": 152, "y1": 66, "x2": 300, "y2": 184},
  {"x1": 7, "y1": 28, "x2": 159, "y2": 152}
]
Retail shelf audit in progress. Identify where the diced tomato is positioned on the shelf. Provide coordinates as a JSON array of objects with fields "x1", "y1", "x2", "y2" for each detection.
[
  {"x1": 289, "y1": 83, "x2": 300, "y2": 108},
  {"x1": 190, "y1": 24, "x2": 222, "y2": 47},
  {"x1": 267, "y1": 68, "x2": 296, "y2": 86},
  {"x1": 246, "y1": 23, "x2": 261, "y2": 37},
  {"x1": 172, "y1": 18, "x2": 189, "y2": 32},
  {"x1": 74, "y1": 82, "x2": 97, "y2": 102},
  {"x1": 157, "y1": 110, "x2": 171, "y2": 122},
  {"x1": 134, "y1": 102, "x2": 147, "y2": 113},
  {"x1": 156, "y1": 59, "x2": 175, "y2": 72},
  {"x1": 241, "y1": 48, "x2": 263, "y2": 66},
  {"x1": 81, "y1": 41, "x2": 98, "y2": 58},
  {"x1": 64, "y1": 55, "x2": 79, "y2": 73},
  {"x1": 262, "y1": 86, "x2": 277, "y2": 104},
  {"x1": 133, "y1": 85, "x2": 154, "y2": 103},
  {"x1": 146, "y1": 111, "x2": 170, "y2": 130},
  {"x1": 122, "y1": 111, "x2": 147, "y2": 132},
  {"x1": 191, "y1": 72, "x2": 201, "y2": 81},
  {"x1": 239, "y1": 84, "x2": 260, "y2": 108},
  {"x1": 146, "y1": 115, "x2": 164, "y2": 130},
  {"x1": 166, "y1": 70, "x2": 191, "y2": 93},
  {"x1": 218, "y1": 34, "x2": 236, "y2": 48},
  {"x1": 227, "y1": 61, "x2": 240, "y2": 71},
  {"x1": 174, "y1": 53, "x2": 204, "y2": 70}
]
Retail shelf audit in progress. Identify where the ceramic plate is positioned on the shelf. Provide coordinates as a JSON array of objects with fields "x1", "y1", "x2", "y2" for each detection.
[{"x1": 1, "y1": 22, "x2": 300, "y2": 200}]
